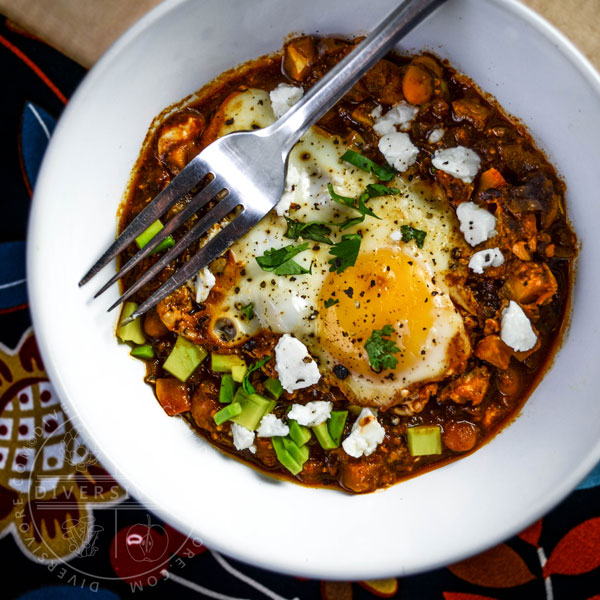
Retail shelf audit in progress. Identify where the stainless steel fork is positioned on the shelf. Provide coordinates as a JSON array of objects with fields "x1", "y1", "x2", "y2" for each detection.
[{"x1": 79, "y1": 0, "x2": 446, "y2": 325}]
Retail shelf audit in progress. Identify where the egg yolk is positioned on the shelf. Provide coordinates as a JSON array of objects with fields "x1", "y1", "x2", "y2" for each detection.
[{"x1": 318, "y1": 248, "x2": 436, "y2": 377}]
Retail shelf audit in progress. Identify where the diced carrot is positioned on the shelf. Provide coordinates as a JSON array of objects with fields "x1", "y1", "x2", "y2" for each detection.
[
  {"x1": 478, "y1": 167, "x2": 507, "y2": 191},
  {"x1": 402, "y1": 64, "x2": 434, "y2": 105},
  {"x1": 144, "y1": 311, "x2": 169, "y2": 338},
  {"x1": 156, "y1": 378, "x2": 190, "y2": 416},
  {"x1": 475, "y1": 335, "x2": 512, "y2": 370}
]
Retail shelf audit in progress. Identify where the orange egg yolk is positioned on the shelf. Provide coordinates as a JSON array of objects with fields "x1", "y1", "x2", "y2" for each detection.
[{"x1": 318, "y1": 248, "x2": 435, "y2": 377}]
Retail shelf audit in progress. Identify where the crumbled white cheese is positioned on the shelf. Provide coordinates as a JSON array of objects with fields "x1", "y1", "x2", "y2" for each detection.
[
  {"x1": 372, "y1": 101, "x2": 418, "y2": 135},
  {"x1": 195, "y1": 267, "x2": 216, "y2": 303},
  {"x1": 468, "y1": 247, "x2": 504, "y2": 274},
  {"x1": 456, "y1": 201, "x2": 496, "y2": 246},
  {"x1": 390, "y1": 230, "x2": 403, "y2": 242},
  {"x1": 501, "y1": 300, "x2": 537, "y2": 352},
  {"x1": 269, "y1": 83, "x2": 304, "y2": 119},
  {"x1": 432, "y1": 146, "x2": 481, "y2": 183},
  {"x1": 274, "y1": 334, "x2": 321, "y2": 393},
  {"x1": 231, "y1": 423, "x2": 256, "y2": 454},
  {"x1": 287, "y1": 401, "x2": 332, "y2": 427},
  {"x1": 257, "y1": 414, "x2": 289, "y2": 437},
  {"x1": 428, "y1": 128, "x2": 445, "y2": 143},
  {"x1": 342, "y1": 408, "x2": 385, "y2": 458},
  {"x1": 378, "y1": 132, "x2": 419, "y2": 172}
]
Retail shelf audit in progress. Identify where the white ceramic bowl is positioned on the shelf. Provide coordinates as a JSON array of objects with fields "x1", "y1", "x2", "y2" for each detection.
[{"x1": 28, "y1": 0, "x2": 600, "y2": 579}]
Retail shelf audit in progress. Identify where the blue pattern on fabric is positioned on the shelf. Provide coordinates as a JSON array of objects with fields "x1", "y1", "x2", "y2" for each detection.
[
  {"x1": 577, "y1": 462, "x2": 600, "y2": 490},
  {"x1": 0, "y1": 240, "x2": 27, "y2": 308},
  {"x1": 21, "y1": 102, "x2": 56, "y2": 188}
]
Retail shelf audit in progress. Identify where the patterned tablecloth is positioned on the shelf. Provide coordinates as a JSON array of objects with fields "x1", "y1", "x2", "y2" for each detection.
[{"x1": 1, "y1": 15, "x2": 599, "y2": 600}]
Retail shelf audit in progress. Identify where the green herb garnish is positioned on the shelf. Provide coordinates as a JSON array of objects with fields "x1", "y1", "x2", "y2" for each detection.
[
  {"x1": 242, "y1": 356, "x2": 271, "y2": 395},
  {"x1": 324, "y1": 298, "x2": 339, "y2": 308},
  {"x1": 241, "y1": 302, "x2": 255, "y2": 320},
  {"x1": 364, "y1": 324, "x2": 400, "y2": 372},
  {"x1": 256, "y1": 242, "x2": 311, "y2": 276},
  {"x1": 328, "y1": 234, "x2": 361, "y2": 274},
  {"x1": 400, "y1": 225, "x2": 427, "y2": 249},
  {"x1": 341, "y1": 150, "x2": 396, "y2": 182},
  {"x1": 284, "y1": 218, "x2": 333, "y2": 245},
  {"x1": 328, "y1": 183, "x2": 399, "y2": 230}
]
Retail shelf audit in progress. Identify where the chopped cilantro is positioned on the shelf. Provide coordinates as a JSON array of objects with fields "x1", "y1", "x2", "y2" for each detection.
[
  {"x1": 328, "y1": 183, "x2": 399, "y2": 230},
  {"x1": 328, "y1": 234, "x2": 361, "y2": 274},
  {"x1": 256, "y1": 242, "x2": 311, "y2": 276},
  {"x1": 241, "y1": 303, "x2": 254, "y2": 320},
  {"x1": 364, "y1": 325, "x2": 400, "y2": 372},
  {"x1": 400, "y1": 225, "x2": 427, "y2": 249},
  {"x1": 284, "y1": 218, "x2": 333, "y2": 245},
  {"x1": 242, "y1": 356, "x2": 271, "y2": 395},
  {"x1": 324, "y1": 298, "x2": 339, "y2": 308},
  {"x1": 341, "y1": 149, "x2": 396, "y2": 182}
]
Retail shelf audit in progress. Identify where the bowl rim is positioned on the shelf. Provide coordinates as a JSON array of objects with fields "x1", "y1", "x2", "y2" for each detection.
[{"x1": 27, "y1": 0, "x2": 600, "y2": 579}]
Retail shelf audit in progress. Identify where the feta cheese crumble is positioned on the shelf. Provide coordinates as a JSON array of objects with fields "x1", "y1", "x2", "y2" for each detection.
[
  {"x1": 468, "y1": 247, "x2": 504, "y2": 274},
  {"x1": 432, "y1": 146, "x2": 481, "y2": 183},
  {"x1": 269, "y1": 83, "x2": 304, "y2": 119},
  {"x1": 372, "y1": 101, "x2": 418, "y2": 135},
  {"x1": 194, "y1": 267, "x2": 216, "y2": 303},
  {"x1": 501, "y1": 300, "x2": 537, "y2": 352},
  {"x1": 231, "y1": 423, "x2": 256, "y2": 454},
  {"x1": 287, "y1": 401, "x2": 332, "y2": 427},
  {"x1": 274, "y1": 334, "x2": 321, "y2": 393},
  {"x1": 456, "y1": 201, "x2": 496, "y2": 246},
  {"x1": 342, "y1": 408, "x2": 385, "y2": 458},
  {"x1": 390, "y1": 230, "x2": 403, "y2": 242},
  {"x1": 428, "y1": 128, "x2": 445, "y2": 143},
  {"x1": 378, "y1": 132, "x2": 419, "y2": 172},
  {"x1": 257, "y1": 414, "x2": 289, "y2": 437}
]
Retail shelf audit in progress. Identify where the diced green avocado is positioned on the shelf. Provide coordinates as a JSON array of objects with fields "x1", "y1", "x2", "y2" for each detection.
[
  {"x1": 135, "y1": 219, "x2": 175, "y2": 254},
  {"x1": 263, "y1": 377, "x2": 284, "y2": 400},
  {"x1": 130, "y1": 344, "x2": 154, "y2": 360},
  {"x1": 288, "y1": 419, "x2": 312, "y2": 446},
  {"x1": 231, "y1": 364, "x2": 248, "y2": 383},
  {"x1": 327, "y1": 410, "x2": 348, "y2": 447},
  {"x1": 117, "y1": 302, "x2": 145, "y2": 345},
  {"x1": 213, "y1": 402, "x2": 242, "y2": 426},
  {"x1": 313, "y1": 421, "x2": 337, "y2": 450},
  {"x1": 219, "y1": 374, "x2": 236, "y2": 404},
  {"x1": 272, "y1": 436, "x2": 302, "y2": 475},
  {"x1": 282, "y1": 436, "x2": 310, "y2": 465},
  {"x1": 211, "y1": 353, "x2": 246, "y2": 373},
  {"x1": 229, "y1": 393, "x2": 275, "y2": 431},
  {"x1": 406, "y1": 425, "x2": 442, "y2": 456},
  {"x1": 163, "y1": 336, "x2": 207, "y2": 382}
]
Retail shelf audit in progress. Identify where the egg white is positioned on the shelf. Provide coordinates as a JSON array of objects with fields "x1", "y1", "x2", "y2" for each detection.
[{"x1": 200, "y1": 88, "x2": 472, "y2": 407}]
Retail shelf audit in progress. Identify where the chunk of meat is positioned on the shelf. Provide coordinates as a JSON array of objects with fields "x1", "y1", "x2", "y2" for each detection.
[
  {"x1": 440, "y1": 367, "x2": 491, "y2": 406},
  {"x1": 478, "y1": 167, "x2": 507, "y2": 192},
  {"x1": 362, "y1": 59, "x2": 404, "y2": 105},
  {"x1": 475, "y1": 335, "x2": 513, "y2": 370},
  {"x1": 339, "y1": 457, "x2": 385, "y2": 493},
  {"x1": 503, "y1": 261, "x2": 558, "y2": 305},
  {"x1": 156, "y1": 286, "x2": 194, "y2": 332},
  {"x1": 155, "y1": 378, "x2": 190, "y2": 416},
  {"x1": 156, "y1": 110, "x2": 204, "y2": 174},
  {"x1": 452, "y1": 97, "x2": 492, "y2": 130},
  {"x1": 284, "y1": 36, "x2": 316, "y2": 81},
  {"x1": 435, "y1": 169, "x2": 473, "y2": 205},
  {"x1": 190, "y1": 380, "x2": 220, "y2": 430},
  {"x1": 498, "y1": 143, "x2": 544, "y2": 178},
  {"x1": 443, "y1": 420, "x2": 478, "y2": 452}
]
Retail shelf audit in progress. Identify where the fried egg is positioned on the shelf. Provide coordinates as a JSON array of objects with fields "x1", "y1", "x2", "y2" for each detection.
[{"x1": 199, "y1": 88, "x2": 472, "y2": 407}]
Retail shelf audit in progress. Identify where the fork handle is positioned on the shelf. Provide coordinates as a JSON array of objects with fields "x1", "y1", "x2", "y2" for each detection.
[{"x1": 270, "y1": 0, "x2": 447, "y2": 152}]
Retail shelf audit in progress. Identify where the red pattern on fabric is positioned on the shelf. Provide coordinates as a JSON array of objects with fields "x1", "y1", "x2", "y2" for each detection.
[{"x1": 543, "y1": 518, "x2": 600, "y2": 577}]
